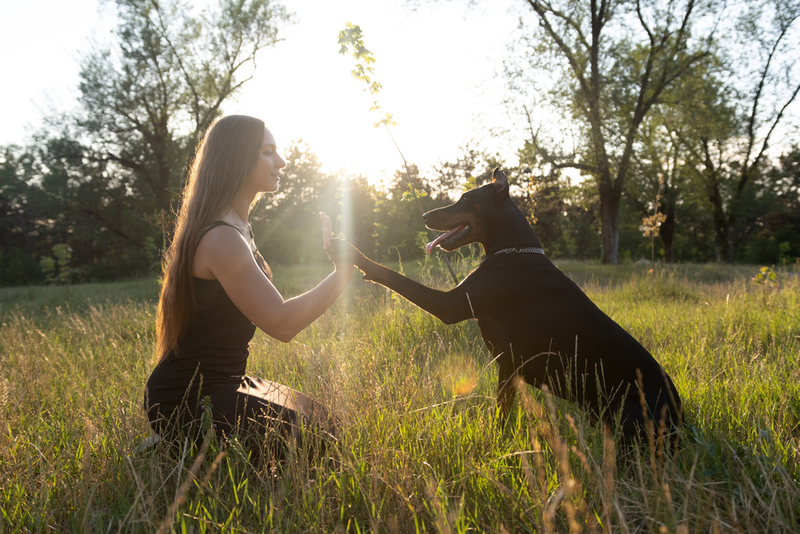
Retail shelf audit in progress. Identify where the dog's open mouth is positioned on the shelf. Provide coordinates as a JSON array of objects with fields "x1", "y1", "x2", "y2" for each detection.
[{"x1": 425, "y1": 224, "x2": 469, "y2": 254}]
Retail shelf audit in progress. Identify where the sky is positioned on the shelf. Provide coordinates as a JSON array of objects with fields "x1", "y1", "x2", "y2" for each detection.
[{"x1": 0, "y1": 0, "x2": 527, "y2": 185}]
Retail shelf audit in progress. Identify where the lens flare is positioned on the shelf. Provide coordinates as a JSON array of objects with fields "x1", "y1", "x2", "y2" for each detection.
[{"x1": 438, "y1": 352, "x2": 479, "y2": 397}]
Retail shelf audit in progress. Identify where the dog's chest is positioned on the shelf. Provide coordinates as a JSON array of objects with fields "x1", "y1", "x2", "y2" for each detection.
[{"x1": 465, "y1": 261, "x2": 579, "y2": 354}]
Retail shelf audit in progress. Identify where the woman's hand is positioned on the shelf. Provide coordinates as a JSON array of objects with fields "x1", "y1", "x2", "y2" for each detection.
[
  {"x1": 320, "y1": 211, "x2": 333, "y2": 251},
  {"x1": 320, "y1": 212, "x2": 358, "y2": 270},
  {"x1": 319, "y1": 212, "x2": 364, "y2": 268}
]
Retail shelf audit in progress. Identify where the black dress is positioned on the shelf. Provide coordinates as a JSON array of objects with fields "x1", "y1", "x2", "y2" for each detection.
[{"x1": 143, "y1": 222, "x2": 337, "y2": 458}]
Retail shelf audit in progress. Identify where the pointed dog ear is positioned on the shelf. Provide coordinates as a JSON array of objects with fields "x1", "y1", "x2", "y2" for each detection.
[{"x1": 491, "y1": 167, "x2": 509, "y2": 198}]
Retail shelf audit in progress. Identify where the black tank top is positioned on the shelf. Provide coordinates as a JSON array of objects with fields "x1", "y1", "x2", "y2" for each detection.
[
  {"x1": 201, "y1": 220, "x2": 272, "y2": 281},
  {"x1": 145, "y1": 221, "x2": 270, "y2": 408}
]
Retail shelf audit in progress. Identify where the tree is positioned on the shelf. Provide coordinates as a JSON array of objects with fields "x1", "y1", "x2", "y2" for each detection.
[
  {"x1": 253, "y1": 141, "x2": 338, "y2": 265},
  {"x1": 75, "y1": 0, "x2": 291, "y2": 216},
  {"x1": 509, "y1": 0, "x2": 721, "y2": 263},
  {"x1": 714, "y1": 0, "x2": 800, "y2": 262},
  {"x1": 515, "y1": 141, "x2": 602, "y2": 259},
  {"x1": 373, "y1": 164, "x2": 440, "y2": 262},
  {"x1": 663, "y1": 0, "x2": 800, "y2": 262},
  {"x1": 0, "y1": 136, "x2": 150, "y2": 284},
  {"x1": 0, "y1": 0, "x2": 290, "y2": 285},
  {"x1": 430, "y1": 144, "x2": 503, "y2": 198},
  {"x1": 759, "y1": 147, "x2": 800, "y2": 262},
  {"x1": 0, "y1": 147, "x2": 41, "y2": 284},
  {"x1": 656, "y1": 60, "x2": 737, "y2": 261},
  {"x1": 623, "y1": 113, "x2": 685, "y2": 262}
]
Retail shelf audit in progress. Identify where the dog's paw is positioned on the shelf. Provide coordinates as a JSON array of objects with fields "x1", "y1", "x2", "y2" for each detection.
[{"x1": 326, "y1": 239, "x2": 363, "y2": 265}]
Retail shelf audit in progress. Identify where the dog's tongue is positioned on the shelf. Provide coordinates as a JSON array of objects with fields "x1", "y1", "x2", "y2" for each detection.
[{"x1": 425, "y1": 225, "x2": 467, "y2": 254}]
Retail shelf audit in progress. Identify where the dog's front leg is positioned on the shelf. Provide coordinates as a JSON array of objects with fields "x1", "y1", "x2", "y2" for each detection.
[
  {"x1": 325, "y1": 240, "x2": 479, "y2": 324},
  {"x1": 356, "y1": 254, "x2": 476, "y2": 325}
]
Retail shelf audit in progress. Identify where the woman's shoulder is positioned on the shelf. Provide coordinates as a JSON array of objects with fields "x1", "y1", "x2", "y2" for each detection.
[
  {"x1": 197, "y1": 221, "x2": 250, "y2": 251},
  {"x1": 193, "y1": 220, "x2": 253, "y2": 279},
  {"x1": 200, "y1": 220, "x2": 245, "y2": 238}
]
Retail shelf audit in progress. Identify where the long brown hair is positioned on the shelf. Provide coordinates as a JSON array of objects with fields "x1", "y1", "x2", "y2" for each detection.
[{"x1": 156, "y1": 115, "x2": 266, "y2": 361}]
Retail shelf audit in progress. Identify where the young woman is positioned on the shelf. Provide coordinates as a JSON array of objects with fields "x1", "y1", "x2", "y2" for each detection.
[{"x1": 144, "y1": 115, "x2": 354, "y2": 460}]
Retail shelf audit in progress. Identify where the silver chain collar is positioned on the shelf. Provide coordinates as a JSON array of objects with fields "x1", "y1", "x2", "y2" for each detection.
[{"x1": 492, "y1": 247, "x2": 546, "y2": 256}]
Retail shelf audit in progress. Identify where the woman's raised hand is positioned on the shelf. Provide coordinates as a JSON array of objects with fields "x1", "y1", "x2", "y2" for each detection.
[
  {"x1": 319, "y1": 211, "x2": 333, "y2": 251},
  {"x1": 319, "y1": 212, "x2": 362, "y2": 267}
]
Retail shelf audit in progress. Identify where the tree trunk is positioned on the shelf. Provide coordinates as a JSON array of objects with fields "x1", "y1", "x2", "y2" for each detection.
[
  {"x1": 710, "y1": 203, "x2": 728, "y2": 263},
  {"x1": 725, "y1": 214, "x2": 737, "y2": 263},
  {"x1": 700, "y1": 143, "x2": 729, "y2": 262},
  {"x1": 599, "y1": 182, "x2": 621, "y2": 264}
]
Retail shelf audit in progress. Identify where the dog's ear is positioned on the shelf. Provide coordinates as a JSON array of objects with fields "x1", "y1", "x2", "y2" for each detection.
[{"x1": 491, "y1": 167, "x2": 509, "y2": 199}]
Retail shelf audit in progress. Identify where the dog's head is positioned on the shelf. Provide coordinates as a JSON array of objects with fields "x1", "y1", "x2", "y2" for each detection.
[{"x1": 423, "y1": 167, "x2": 510, "y2": 253}]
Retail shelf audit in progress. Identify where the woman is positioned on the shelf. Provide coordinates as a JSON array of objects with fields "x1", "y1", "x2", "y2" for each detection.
[{"x1": 144, "y1": 115, "x2": 354, "y2": 460}]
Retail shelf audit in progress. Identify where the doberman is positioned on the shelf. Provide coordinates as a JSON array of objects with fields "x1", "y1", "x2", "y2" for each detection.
[{"x1": 331, "y1": 168, "x2": 682, "y2": 440}]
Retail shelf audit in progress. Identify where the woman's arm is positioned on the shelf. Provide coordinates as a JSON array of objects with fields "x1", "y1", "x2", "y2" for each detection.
[{"x1": 195, "y1": 213, "x2": 355, "y2": 342}]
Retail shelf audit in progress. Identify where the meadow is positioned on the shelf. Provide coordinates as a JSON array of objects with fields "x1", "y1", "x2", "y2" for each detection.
[{"x1": 0, "y1": 258, "x2": 798, "y2": 533}]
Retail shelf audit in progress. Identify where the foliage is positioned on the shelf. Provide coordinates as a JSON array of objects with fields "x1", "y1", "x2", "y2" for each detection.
[
  {"x1": 1, "y1": 264, "x2": 799, "y2": 531},
  {"x1": 2, "y1": 2, "x2": 800, "y2": 287},
  {"x1": 372, "y1": 165, "x2": 444, "y2": 262},
  {"x1": 0, "y1": 0, "x2": 290, "y2": 286},
  {"x1": 508, "y1": 0, "x2": 722, "y2": 264},
  {"x1": 513, "y1": 141, "x2": 602, "y2": 260},
  {"x1": 640, "y1": 171, "x2": 668, "y2": 264},
  {"x1": 641, "y1": 212, "x2": 667, "y2": 239},
  {"x1": 431, "y1": 144, "x2": 504, "y2": 198},
  {"x1": 752, "y1": 265, "x2": 777, "y2": 287},
  {"x1": 39, "y1": 244, "x2": 73, "y2": 286},
  {"x1": 252, "y1": 141, "x2": 338, "y2": 265},
  {"x1": 0, "y1": 146, "x2": 40, "y2": 285},
  {"x1": 4, "y1": 130, "x2": 800, "y2": 285},
  {"x1": 337, "y1": 23, "x2": 397, "y2": 130},
  {"x1": 75, "y1": 0, "x2": 292, "y2": 215},
  {"x1": 0, "y1": 137, "x2": 169, "y2": 284},
  {"x1": 660, "y1": 0, "x2": 800, "y2": 263}
]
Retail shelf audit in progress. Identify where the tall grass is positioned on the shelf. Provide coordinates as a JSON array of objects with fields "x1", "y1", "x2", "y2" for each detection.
[{"x1": 1, "y1": 260, "x2": 798, "y2": 532}]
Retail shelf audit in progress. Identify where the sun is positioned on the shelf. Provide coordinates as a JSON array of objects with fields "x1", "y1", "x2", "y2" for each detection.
[{"x1": 313, "y1": 120, "x2": 404, "y2": 187}]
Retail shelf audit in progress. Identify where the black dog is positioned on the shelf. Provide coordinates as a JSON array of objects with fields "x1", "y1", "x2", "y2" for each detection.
[{"x1": 333, "y1": 168, "x2": 682, "y2": 440}]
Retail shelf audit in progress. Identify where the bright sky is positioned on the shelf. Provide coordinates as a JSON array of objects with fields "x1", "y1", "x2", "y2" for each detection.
[{"x1": 0, "y1": 0, "x2": 526, "y2": 185}]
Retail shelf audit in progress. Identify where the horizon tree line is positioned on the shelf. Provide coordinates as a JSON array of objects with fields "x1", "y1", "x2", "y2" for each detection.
[{"x1": 1, "y1": 0, "x2": 798, "y2": 286}]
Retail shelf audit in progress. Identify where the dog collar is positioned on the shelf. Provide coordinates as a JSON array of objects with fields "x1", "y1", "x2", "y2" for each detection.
[{"x1": 492, "y1": 247, "x2": 545, "y2": 256}]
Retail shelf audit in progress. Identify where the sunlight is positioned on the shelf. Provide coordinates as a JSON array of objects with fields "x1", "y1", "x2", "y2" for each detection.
[
  {"x1": 338, "y1": 172, "x2": 354, "y2": 244},
  {"x1": 313, "y1": 122, "x2": 401, "y2": 186}
]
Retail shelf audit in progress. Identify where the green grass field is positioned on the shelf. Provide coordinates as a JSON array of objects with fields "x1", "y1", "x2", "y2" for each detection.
[{"x1": 1, "y1": 258, "x2": 798, "y2": 533}]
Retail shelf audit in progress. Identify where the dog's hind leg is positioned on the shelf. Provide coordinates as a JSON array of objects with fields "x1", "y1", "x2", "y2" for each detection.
[{"x1": 615, "y1": 389, "x2": 683, "y2": 447}]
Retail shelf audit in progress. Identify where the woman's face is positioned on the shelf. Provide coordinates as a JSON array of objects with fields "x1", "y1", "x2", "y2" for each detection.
[{"x1": 245, "y1": 128, "x2": 286, "y2": 194}]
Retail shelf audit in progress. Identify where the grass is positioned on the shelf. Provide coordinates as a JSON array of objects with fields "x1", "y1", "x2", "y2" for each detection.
[{"x1": 1, "y1": 258, "x2": 799, "y2": 532}]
